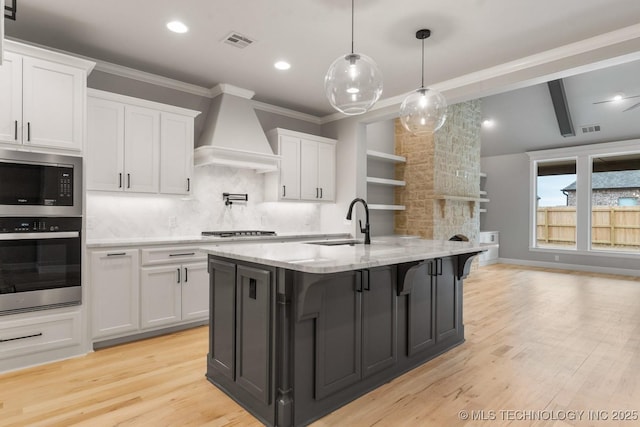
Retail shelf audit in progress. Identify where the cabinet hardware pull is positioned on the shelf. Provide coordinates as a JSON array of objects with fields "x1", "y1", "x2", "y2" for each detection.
[
  {"x1": 316, "y1": 188, "x2": 319, "y2": 198},
  {"x1": 127, "y1": 173, "x2": 131, "y2": 188},
  {"x1": 437, "y1": 258, "x2": 443, "y2": 276},
  {"x1": 320, "y1": 188, "x2": 323, "y2": 199},
  {"x1": 177, "y1": 268, "x2": 181, "y2": 283},
  {"x1": 282, "y1": 185, "x2": 286, "y2": 197},
  {"x1": 169, "y1": 252, "x2": 195, "y2": 257},
  {"x1": 119, "y1": 173, "x2": 123, "y2": 188},
  {"x1": 187, "y1": 178, "x2": 190, "y2": 192},
  {"x1": 1, "y1": 332, "x2": 43, "y2": 343},
  {"x1": 27, "y1": 122, "x2": 31, "y2": 141},
  {"x1": 184, "y1": 267, "x2": 188, "y2": 283},
  {"x1": 14, "y1": 120, "x2": 18, "y2": 140},
  {"x1": 107, "y1": 252, "x2": 126, "y2": 257}
]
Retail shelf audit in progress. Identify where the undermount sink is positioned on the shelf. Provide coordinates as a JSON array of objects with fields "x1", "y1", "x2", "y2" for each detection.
[{"x1": 307, "y1": 239, "x2": 363, "y2": 246}]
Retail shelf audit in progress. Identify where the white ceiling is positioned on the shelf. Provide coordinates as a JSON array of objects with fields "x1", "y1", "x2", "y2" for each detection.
[
  {"x1": 480, "y1": 58, "x2": 640, "y2": 157},
  {"x1": 5, "y1": 0, "x2": 640, "y2": 118}
]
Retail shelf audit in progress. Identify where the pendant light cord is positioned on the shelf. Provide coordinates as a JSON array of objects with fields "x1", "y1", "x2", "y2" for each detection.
[
  {"x1": 351, "y1": 0, "x2": 355, "y2": 54},
  {"x1": 421, "y1": 37, "x2": 425, "y2": 89}
]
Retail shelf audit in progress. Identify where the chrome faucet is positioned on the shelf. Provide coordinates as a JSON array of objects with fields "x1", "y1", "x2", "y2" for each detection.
[{"x1": 346, "y1": 198, "x2": 371, "y2": 244}]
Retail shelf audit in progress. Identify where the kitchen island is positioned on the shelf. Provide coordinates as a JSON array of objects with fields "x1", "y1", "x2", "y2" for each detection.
[{"x1": 203, "y1": 236, "x2": 490, "y2": 426}]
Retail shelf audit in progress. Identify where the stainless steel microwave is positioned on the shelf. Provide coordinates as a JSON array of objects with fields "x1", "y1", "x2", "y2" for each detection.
[{"x1": 0, "y1": 149, "x2": 82, "y2": 217}]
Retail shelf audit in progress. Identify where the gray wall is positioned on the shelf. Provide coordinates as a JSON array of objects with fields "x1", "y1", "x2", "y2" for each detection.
[
  {"x1": 255, "y1": 110, "x2": 321, "y2": 136},
  {"x1": 481, "y1": 153, "x2": 640, "y2": 274},
  {"x1": 366, "y1": 120, "x2": 396, "y2": 236}
]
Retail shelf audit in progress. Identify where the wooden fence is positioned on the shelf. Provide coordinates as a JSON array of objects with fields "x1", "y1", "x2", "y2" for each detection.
[{"x1": 536, "y1": 206, "x2": 640, "y2": 247}]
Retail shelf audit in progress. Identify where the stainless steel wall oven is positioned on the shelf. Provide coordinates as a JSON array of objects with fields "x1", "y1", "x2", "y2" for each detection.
[{"x1": 0, "y1": 149, "x2": 83, "y2": 315}]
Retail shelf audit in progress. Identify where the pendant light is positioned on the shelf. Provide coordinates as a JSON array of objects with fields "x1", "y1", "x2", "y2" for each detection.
[
  {"x1": 399, "y1": 29, "x2": 447, "y2": 134},
  {"x1": 324, "y1": 0, "x2": 383, "y2": 115}
]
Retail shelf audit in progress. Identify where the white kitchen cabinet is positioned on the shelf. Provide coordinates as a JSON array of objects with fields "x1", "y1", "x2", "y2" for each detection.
[
  {"x1": 90, "y1": 249, "x2": 140, "y2": 339},
  {"x1": 265, "y1": 128, "x2": 336, "y2": 202},
  {"x1": 278, "y1": 135, "x2": 301, "y2": 200},
  {"x1": 160, "y1": 112, "x2": 194, "y2": 195},
  {"x1": 140, "y1": 246, "x2": 209, "y2": 329},
  {"x1": 0, "y1": 41, "x2": 93, "y2": 152},
  {"x1": 86, "y1": 89, "x2": 199, "y2": 195},
  {"x1": 124, "y1": 105, "x2": 160, "y2": 193}
]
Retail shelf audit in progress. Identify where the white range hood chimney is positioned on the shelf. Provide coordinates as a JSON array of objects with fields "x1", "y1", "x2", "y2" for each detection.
[{"x1": 195, "y1": 84, "x2": 279, "y2": 173}]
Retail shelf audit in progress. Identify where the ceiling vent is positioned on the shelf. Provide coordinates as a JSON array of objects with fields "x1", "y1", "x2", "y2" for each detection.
[
  {"x1": 580, "y1": 124, "x2": 601, "y2": 134},
  {"x1": 223, "y1": 32, "x2": 255, "y2": 49}
]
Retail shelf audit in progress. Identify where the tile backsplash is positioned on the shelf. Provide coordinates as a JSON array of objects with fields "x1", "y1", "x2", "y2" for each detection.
[{"x1": 86, "y1": 164, "x2": 321, "y2": 239}]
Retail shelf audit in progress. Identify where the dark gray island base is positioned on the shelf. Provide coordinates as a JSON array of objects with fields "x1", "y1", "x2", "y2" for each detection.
[{"x1": 204, "y1": 241, "x2": 481, "y2": 427}]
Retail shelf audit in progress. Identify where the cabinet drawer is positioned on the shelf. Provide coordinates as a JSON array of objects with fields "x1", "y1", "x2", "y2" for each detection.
[
  {"x1": 0, "y1": 311, "x2": 81, "y2": 360},
  {"x1": 141, "y1": 246, "x2": 206, "y2": 265}
]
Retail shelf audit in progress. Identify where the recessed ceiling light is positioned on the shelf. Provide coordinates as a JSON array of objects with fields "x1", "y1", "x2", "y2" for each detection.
[
  {"x1": 167, "y1": 21, "x2": 189, "y2": 34},
  {"x1": 482, "y1": 119, "x2": 495, "y2": 128},
  {"x1": 274, "y1": 61, "x2": 291, "y2": 70},
  {"x1": 613, "y1": 94, "x2": 623, "y2": 102}
]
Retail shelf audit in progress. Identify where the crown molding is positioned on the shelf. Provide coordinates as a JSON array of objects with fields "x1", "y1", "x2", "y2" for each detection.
[
  {"x1": 210, "y1": 83, "x2": 255, "y2": 99},
  {"x1": 252, "y1": 100, "x2": 323, "y2": 125}
]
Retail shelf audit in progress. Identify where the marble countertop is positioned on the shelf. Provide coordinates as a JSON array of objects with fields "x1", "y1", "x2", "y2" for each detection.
[
  {"x1": 202, "y1": 235, "x2": 497, "y2": 274},
  {"x1": 86, "y1": 232, "x2": 351, "y2": 248}
]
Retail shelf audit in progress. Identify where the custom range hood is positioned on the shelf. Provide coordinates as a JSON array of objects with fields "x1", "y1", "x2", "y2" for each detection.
[{"x1": 195, "y1": 84, "x2": 279, "y2": 173}]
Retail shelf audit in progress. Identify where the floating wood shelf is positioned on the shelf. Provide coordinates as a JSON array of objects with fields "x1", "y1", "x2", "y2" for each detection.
[
  {"x1": 366, "y1": 150, "x2": 406, "y2": 164},
  {"x1": 366, "y1": 176, "x2": 406, "y2": 187},
  {"x1": 433, "y1": 195, "x2": 490, "y2": 218},
  {"x1": 369, "y1": 204, "x2": 406, "y2": 211}
]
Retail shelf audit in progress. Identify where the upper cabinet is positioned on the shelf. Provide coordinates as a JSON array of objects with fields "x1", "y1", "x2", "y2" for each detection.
[
  {"x1": 0, "y1": 41, "x2": 94, "y2": 153},
  {"x1": 265, "y1": 128, "x2": 336, "y2": 202},
  {"x1": 86, "y1": 89, "x2": 199, "y2": 195}
]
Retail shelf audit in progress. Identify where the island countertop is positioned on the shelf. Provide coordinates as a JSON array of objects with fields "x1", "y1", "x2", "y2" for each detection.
[{"x1": 202, "y1": 235, "x2": 496, "y2": 274}]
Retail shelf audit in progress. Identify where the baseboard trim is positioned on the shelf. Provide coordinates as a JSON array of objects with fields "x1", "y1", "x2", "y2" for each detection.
[{"x1": 498, "y1": 258, "x2": 640, "y2": 277}]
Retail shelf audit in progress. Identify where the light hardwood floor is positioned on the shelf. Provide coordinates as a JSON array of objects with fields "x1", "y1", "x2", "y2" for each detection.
[{"x1": 2, "y1": 264, "x2": 640, "y2": 427}]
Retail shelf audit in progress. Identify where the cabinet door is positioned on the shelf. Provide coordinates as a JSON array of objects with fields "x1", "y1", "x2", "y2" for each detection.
[
  {"x1": 435, "y1": 257, "x2": 460, "y2": 342},
  {"x1": 140, "y1": 265, "x2": 182, "y2": 329},
  {"x1": 124, "y1": 106, "x2": 159, "y2": 193},
  {"x1": 86, "y1": 97, "x2": 125, "y2": 191},
  {"x1": 279, "y1": 135, "x2": 300, "y2": 200},
  {"x1": 181, "y1": 262, "x2": 209, "y2": 321},
  {"x1": 300, "y1": 139, "x2": 319, "y2": 200},
  {"x1": 160, "y1": 112, "x2": 193, "y2": 195},
  {"x1": 407, "y1": 263, "x2": 435, "y2": 356},
  {"x1": 90, "y1": 250, "x2": 139, "y2": 339},
  {"x1": 209, "y1": 259, "x2": 236, "y2": 381},
  {"x1": 314, "y1": 271, "x2": 362, "y2": 400},
  {"x1": 236, "y1": 265, "x2": 273, "y2": 404},
  {"x1": 22, "y1": 56, "x2": 84, "y2": 151},
  {"x1": 362, "y1": 266, "x2": 397, "y2": 378},
  {"x1": 0, "y1": 51, "x2": 22, "y2": 144},
  {"x1": 316, "y1": 141, "x2": 335, "y2": 201}
]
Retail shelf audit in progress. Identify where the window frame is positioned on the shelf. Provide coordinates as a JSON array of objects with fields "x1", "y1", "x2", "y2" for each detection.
[{"x1": 527, "y1": 139, "x2": 640, "y2": 257}]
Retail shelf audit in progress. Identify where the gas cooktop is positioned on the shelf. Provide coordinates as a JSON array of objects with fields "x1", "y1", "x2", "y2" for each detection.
[{"x1": 202, "y1": 230, "x2": 277, "y2": 238}]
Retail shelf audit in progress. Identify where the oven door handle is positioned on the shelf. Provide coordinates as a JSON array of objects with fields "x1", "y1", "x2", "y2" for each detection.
[{"x1": 0, "y1": 231, "x2": 80, "y2": 240}]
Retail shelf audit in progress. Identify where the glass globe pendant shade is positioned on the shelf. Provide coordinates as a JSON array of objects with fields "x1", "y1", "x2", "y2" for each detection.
[
  {"x1": 324, "y1": 53, "x2": 383, "y2": 115},
  {"x1": 399, "y1": 87, "x2": 447, "y2": 134}
]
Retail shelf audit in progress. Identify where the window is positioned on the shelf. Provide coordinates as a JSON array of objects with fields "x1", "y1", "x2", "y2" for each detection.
[
  {"x1": 591, "y1": 153, "x2": 640, "y2": 253},
  {"x1": 528, "y1": 140, "x2": 640, "y2": 256},
  {"x1": 535, "y1": 159, "x2": 577, "y2": 250}
]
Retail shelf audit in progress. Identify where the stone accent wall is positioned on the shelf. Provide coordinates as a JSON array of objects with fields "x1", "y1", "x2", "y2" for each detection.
[{"x1": 394, "y1": 100, "x2": 482, "y2": 243}]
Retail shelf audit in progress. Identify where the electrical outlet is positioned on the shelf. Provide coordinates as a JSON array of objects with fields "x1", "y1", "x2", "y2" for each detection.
[
  {"x1": 86, "y1": 216, "x2": 95, "y2": 230},
  {"x1": 554, "y1": 255, "x2": 560, "y2": 261},
  {"x1": 169, "y1": 216, "x2": 178, "y2": 229}
]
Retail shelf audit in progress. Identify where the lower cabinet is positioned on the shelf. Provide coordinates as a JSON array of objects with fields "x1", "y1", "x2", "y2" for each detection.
[
  {"x1": 299, "y1": 265, "x2": 397, "y2": 400},
  {"x1": 89, "y1": 245, "x2": 209, "y2": 343},
  {"x1": 140, "y1": 261, "x2": 208, "y2": 329},
  {"x1": 208, "y1": 259, "x2": 275, "y2": 406},
  {"x1": 404, "y1": 257, "x2": 461, "y2": 356},
  {"x1": 90, "y1": 249, "x2": 140, "y2": 339}
]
